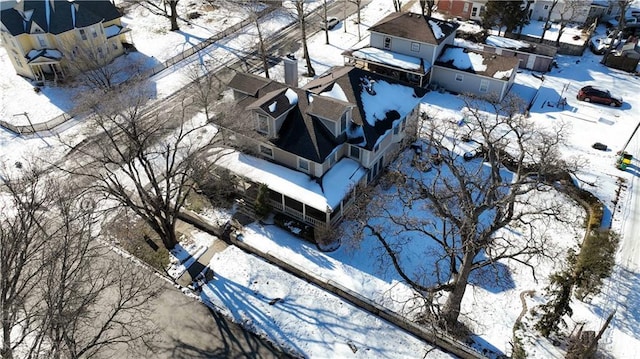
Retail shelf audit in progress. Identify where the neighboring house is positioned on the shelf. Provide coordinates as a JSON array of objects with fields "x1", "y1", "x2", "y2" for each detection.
[
  {"x1": 437, "y1": 0, "x2": 486, "y2": 21},
  {"x1": 343, "y1": 12, "x2": 458, "y2": 87},
  {"x1": 221, "y1": 67, "x2": 426, "y2": 234},
  {"x1": 0, "y1": 0, "x2": 131, "y2": 83},
  {"x1": 482, "y1": 35, "x2": 556, "y2": 72},
  {"x1": 343, "y1": 11, "x2": 518, "y2": 100},
  {"x1": 432, "y1": 45, "x2": 518, "y2": 100}
]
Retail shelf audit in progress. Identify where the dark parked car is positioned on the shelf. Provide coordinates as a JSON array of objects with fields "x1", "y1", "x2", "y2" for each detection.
[{"x1": 577, "y1": 86, "x2": 623, "y2": 107}]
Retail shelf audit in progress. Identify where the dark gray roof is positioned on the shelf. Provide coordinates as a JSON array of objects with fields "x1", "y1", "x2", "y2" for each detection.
[
  {"x1": 1, "y1": 0, "x2": 121, "y2": 36},
  {"x1": 306, "y1": 93, "x2": 351, "y2": 121},
  {"x1": 228, "y1": 67, "x2": 427, "y2": 164},
  {"x1": 368, "y1": 12, "x2": 458, "y2": 45},
  {"x1": 434, "y1": 45, "x2": 519, "y2": 79},
  {"x1": 228, "y1": 72, "x2": 274, "y2": 97}
]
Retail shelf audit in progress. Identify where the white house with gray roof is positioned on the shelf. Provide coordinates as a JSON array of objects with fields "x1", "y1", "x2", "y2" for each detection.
[{"x1": 343, "y1": 12, "x2": 519, "y2": 100}]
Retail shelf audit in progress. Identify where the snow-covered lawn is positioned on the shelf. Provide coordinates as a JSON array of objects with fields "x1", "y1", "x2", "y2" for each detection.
[{"x1": 2, "y1": 0, "x2": 640, "y2": 358}]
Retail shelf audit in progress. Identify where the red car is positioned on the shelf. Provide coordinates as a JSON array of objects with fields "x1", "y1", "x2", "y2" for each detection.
[{"x1": 577, "y1": 86, "x2": 623, "y2": 107}]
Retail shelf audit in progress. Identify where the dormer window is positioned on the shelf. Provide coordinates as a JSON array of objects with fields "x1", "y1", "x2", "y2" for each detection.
[
  {"x1": 257, "y1": 114, "x2": 269, "y2": 135},
  {"x1": 340, "y1": 113, "x2": 347, "y2": 133}
]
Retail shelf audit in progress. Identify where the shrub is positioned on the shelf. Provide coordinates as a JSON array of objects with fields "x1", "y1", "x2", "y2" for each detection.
[
  {"x1": 254, "y1": 183, "x2": 271, "y2": 219},
  {"x1": 573, "y1": 230, "x2": 619, "y2": 301}
]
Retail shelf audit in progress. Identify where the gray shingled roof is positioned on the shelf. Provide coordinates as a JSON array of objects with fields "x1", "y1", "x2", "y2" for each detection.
[
  {"x1": 1, "y1": 0, "x2": 121, "y2": 36},
  {"x1": 368, "y1": 12, "x2": 458, "y2": 45},
  {"x1": 434, "y1": 45, "x2": 519, "y2": 79}
]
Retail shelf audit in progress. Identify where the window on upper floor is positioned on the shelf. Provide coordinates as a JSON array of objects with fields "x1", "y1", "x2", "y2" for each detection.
[
  {"x1": 298, "y1": 158, "x2": 309, "y2": 172},
  {"x1": 97, "y1": 47, "x2": 104, "y2": 58},
  {"x1": 257, "y1": 114, "x2": 269, "y2": 134},
  {"x1": 37, "y1": 35, "x2": 46, "y2": 48},
  {"x1": 340, "y1": 113, "x2": 347, "y2": 133},
  {"x1": 92, "y1": 28, "x2": 98, "y2": 38},
  {"x1": 411, "y1": 42, "x2": 420, "y2": 52},
  {"x1": 79, "y1": 29, "x2": 87, "y2": 40},
  {"x1": 463, "y1": 3, "x2": 470, "y2": 12},
  {"x1": 384, "y1": 36, "x2": 392, "y2": 49},
  {"x1": 471, "y1": 7, "x2": 478, "y2": 17},
  {"x1": 455, "y1": 73, "x2": 464, "y2": 82}
]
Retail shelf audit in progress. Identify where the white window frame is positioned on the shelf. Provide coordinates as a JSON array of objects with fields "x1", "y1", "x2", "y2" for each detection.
[
  {"x1": 298, "y1": 158, "x2": 310, "y2": 172},
  {"x1": 259, "y1": 144, "x2": 273, "y2": 158},
  {"x1": 410, "y1": 42, "x2": 420, "y2": 52},
  {"x1": 455, "y1": 73, "x2": 464, "y2": 82},
  {"x1": 384, "y1": 36, "x2": 392, "y2": 49},
  {"x1": 479, "y1": 79, "x2": 489, "y2": 93},
  {"x1": 543, "y1": 4, "x2": 549, "y2": 10},
  {"x1": 471, "y1": 7, "x2": 478, "y2": 17},
  {"x1": 463, "y1": 3, "x2": 470, "y2": 12},
  {"x1": 257, "y1": 114, "x2": 269, "y2": 135}
]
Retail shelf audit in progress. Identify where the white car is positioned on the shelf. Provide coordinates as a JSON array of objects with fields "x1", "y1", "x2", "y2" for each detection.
[{"x1": 590, "y1": 35, "x2": 621, "y2": 54}]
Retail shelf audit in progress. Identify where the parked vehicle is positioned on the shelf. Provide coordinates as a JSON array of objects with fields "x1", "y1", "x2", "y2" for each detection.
[
  {"x1": 577, "y1": 86, "x2": 623, "y2": 107},
  {"x1": 322, "y1": 17, "x2": 340, "y2": 30},
  {"x1": 589, "y1": 35, "x2": 620, "y2": 54}
]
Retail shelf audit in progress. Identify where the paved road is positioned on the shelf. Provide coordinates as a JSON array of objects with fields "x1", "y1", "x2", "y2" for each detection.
[{"x1": 148, "y1": 279, "x2": 290, "y2": 359}]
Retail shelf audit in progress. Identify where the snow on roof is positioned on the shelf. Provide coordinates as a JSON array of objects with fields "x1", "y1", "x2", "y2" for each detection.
[
  {"x1": 351, "y1": 47, "x2": 428, "y2": 73},
  {"x1": 429, "y1": 20, "x2": 444, "y2": 39},
  {"x1": 320, "y1": 83, "x2": 348, "y2": 103},
  {"x1": 104, "y1": 24, "x2": 122, "y2": 38},
  {"x1": 493, "y1": 69, "x2": 513, "y2": 79},
  {"x1": 215, "y1": 150, "x2": 366, "y2": 212},
  {"x1": 26, "y1": 48, "x2": 62, "y2": 62},
  {"x1": 285, "y1": 88, "x2": 298, "y2": 105},
  {"x1": 268, "y1": 101, "x2": 277, "y2": 112},
  {"x1": 360, "y1": 79, "x2": 421, "y2": 127},
  {"x1": 438, "y1": 47, "x2": 487, "y2": 72},
  {"x1": 485, "y1": 35, "x2": 530, "y2": 50}
]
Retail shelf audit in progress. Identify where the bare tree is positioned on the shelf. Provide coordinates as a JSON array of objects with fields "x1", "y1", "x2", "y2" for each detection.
[
  {"x1": 540, "y1": 0, "x2": 560, "y2": 43},
  {"x1": 419, "y1": 0, "x2": 435, "y2": 17},
  {"x1": 348, "y1": 94, "x2": 571, "y2": 330},
  {"x1": 555, "y1": 0, "x2": 583, "y2": 47},
  {"x1": 323, "y1": 0, "x2": 330, "y2": 45},
  {"x1": 58, "y1": 37, "x2": 138, "y2": 91},
  {"x1": 0, "y1": 166, "x2": 52, "y2": 359},
  {"x1": 291, "y1": 0, "x2": 316, "y2": 77},
  {"x1": 61, "y1": 87, "x2": 217, "y2": 250},
  {"x1": 186, "y1": 61, "x2": 221, "y2": 121},
  {"x1": 392, "y1": 0, "x2": 402, "y2": 12},
  {"x1": 132, "y1": 0, "x2": 180, "y2": 31},
  {"x1": 602, "y1": 0, "x2": 634, "y2": 63},
  {"x1": 349, "y1": 0, "x2": 363, "y2": 41},
  {"x1": 1, "y1": 166, "x2": 159, "y2": 359},
  {"x1": 30, "y1": 186, "x2": 159, "y2": 359}
]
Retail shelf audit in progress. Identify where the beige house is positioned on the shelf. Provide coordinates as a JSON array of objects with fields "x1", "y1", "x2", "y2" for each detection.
[
  {"x1": 0, "y1": 0, "x2": 131, "y2": 83},
  {"x1": 223, "y1": 67, "x2": 427, "y2": 233}
]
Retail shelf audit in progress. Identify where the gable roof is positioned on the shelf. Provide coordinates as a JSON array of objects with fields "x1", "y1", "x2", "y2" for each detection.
[
  {"x1": 368, "y1": 12, "x2": 458, "y2": 45},
  {"x1": 228, "y1": 72, "x2": 275, "y2": 97},
  {"x1": 228, "y1": 67, "x2": 427, "y2": 164},
  {"x1": 1, "y1": 0, "x2": 121, "y2": 36},
  {"x1": 434, "y1": 45, "x2": 519, "y2": 80},
  {"x1": 304, "y1": 66, "x2": 428, "y2": 151}
]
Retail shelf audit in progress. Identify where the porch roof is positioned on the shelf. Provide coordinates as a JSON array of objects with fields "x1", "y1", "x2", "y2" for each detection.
[
  {"x1": 26, "y1": 48, "x2": 62, "y2": 64},
  {"x1": 215, "y1": 149, "x2": 366, "y2": 212},
  {"x1": 347, "y1": 47, "x2": 430, "y2": 74}
]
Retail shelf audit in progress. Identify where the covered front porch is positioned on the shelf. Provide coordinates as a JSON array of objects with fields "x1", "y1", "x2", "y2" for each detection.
[
  {"x1": 26, "y1": 49, "x2": 65, "y2": 83},
  {"x1": 215, "y1": 150, "x2": 367, "y2": 230}
]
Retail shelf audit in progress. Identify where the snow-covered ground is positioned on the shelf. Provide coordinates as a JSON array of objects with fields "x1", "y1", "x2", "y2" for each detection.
[{"x1": 2, "y1": 0, "x2": 640, "y2": 358}]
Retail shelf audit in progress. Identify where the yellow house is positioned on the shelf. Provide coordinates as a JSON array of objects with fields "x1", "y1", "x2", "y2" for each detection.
[{"x1": 0, "y1": 0, "x2": 131, "y2": 83}]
